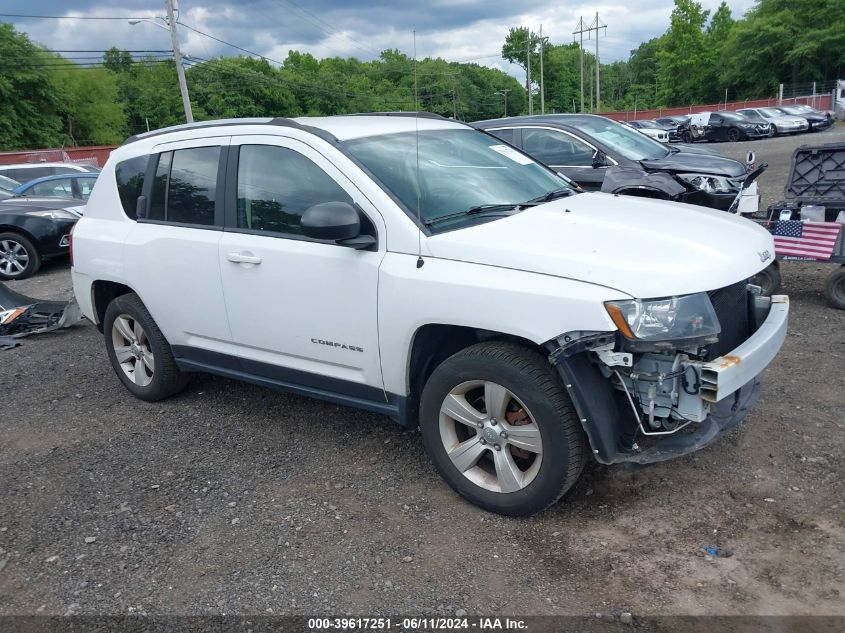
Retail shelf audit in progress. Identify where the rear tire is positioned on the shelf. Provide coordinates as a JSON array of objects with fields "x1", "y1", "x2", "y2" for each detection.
[
  {"x1": 824, "y1": 267, "x2": 845, "y2": 310},
  {"x1": 727, "y1": 127, "x2": 741, "y2": 142},
  {"x1": 752, "y1": 263, "x2": 781, "y2": 296},
  {"x1": 419, "y1": 342, "x2": 586, "y2": 516},
  {"x1": 104, "y1": 293, "x2": 188, "y2": 401},
  {"x1": 0, "y1": 232, "x2": 41, "y2": 281}
]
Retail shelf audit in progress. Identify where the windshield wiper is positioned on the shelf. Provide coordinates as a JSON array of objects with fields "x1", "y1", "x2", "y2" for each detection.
[
  {"x1": 424, "y1": 203, "x2": 522, "y2": 227},
  {"x1": 524, "y1": 187, "x2": 575, "y2": 204}
]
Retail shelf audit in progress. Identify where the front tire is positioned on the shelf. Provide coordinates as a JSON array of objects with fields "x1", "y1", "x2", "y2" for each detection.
[
  {"x1": 104, "y1": 293, "x2": 188, "y2": 401},
  {"x1": 727, "y1": 127, "x2": 741, "y2": 142},
  {"x1": 770, "y1": 124, "x2": 778, "y2": 136},
  {"x1": 0, "y1": 232, "x2": 41, "y2": 281},
  {"x1": 419, "y1": 342, "x2": 586, "y2": 516}
]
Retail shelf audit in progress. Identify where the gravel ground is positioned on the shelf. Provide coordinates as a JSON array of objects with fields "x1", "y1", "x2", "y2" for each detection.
[{"x1": 0, "y1": 127, "x2": 843, "y2": 619}]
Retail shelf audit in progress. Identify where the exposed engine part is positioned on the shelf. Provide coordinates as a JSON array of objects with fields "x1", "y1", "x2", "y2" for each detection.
[{"x1": 599, "y1": 351, "x2": 711, "y2": 435}]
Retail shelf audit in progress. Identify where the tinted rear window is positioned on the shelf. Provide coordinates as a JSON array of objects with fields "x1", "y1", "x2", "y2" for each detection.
[
  {"x1": 148, "y1": 147, "x2": 220, "y2": 226},
  {"x1": 115, "y1": 156, "x2": 148, "y2": 220}
]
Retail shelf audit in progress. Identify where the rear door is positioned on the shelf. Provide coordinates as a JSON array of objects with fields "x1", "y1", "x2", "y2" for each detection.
[{"x1": 123, "y1": 136, "x2": 233, "y2": 354}]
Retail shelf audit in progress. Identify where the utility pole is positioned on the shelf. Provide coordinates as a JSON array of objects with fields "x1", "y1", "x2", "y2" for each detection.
[
  {"x1": 574, "y1": 17, "x2": 585, "y2": 113},
  {"x1": 525, "y1": 30, "x2": 532, "y2": 115},
  {"x1": 495, "y1": 89, "x2": 510, "y2": 117},
  {"x1": 165, "y1": 0, "x2": 193, "y2": 123},
  {"x1": 573, "y1": 14, "x2": 606, "y2": 113},
  {"x1": 539, "y1": 24, "x2": 546, "y2": 114}
]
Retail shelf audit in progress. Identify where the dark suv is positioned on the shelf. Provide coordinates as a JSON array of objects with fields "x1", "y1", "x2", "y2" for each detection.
[{"x1": 473, "y1": 114, "x2": 760, "y2": 213}]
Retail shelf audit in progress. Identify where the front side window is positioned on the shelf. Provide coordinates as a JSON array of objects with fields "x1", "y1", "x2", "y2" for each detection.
[
  {"x1": 345, "y1": 128, "x2": 572, "y2": 228},
  {"x1": 148, "y1": 146, "x2": 220, "y2": 225},
  {"x1": 30, "y1": 178, "x2": 73, "y2": 197},
  {"x1": 236, "y1": 145, "x2": 352, "y2": 235},
  {"x1": 77, "y1": 177, "x2": 96, "y2": 200},
  {"x1": 522, "y1": 128, "x2": 595, "y2": 166}
]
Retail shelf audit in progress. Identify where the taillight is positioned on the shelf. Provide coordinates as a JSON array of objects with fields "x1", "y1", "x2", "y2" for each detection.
[{"x1": 68, "y1": 224, "x2": 75, "y2": 267}]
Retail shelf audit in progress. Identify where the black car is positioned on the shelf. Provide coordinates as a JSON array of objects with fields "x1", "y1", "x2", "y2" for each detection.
[
  {"x1": 0, "y1": 197, "x2": 82, "y2": 280},
  {"x1": 700, "y1": 111, "x2": 772, "y2": 141},
  {"x1": 629, "y1": 118, "x2": 681, "y2": 142},
  {"x1": 472, "y1": 114, "x2": 758, "y2": 212},
  {"x1": 777, "y1": 105, "x2": 834, "y2": 132}
]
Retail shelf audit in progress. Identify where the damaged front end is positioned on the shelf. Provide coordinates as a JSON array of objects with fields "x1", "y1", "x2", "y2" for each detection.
[
  {"x1": 0, "y1": 282, "x2": 81, "y2": 346},
  {"x1": 547, "y1": 283, "x2": 789, "y2": 465}
]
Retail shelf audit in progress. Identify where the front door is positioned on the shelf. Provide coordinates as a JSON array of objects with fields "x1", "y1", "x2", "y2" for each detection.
[
  {"x1": 519, "y1": 127, "x2": 607, "y2": 190},
  {"x1": 218, "y1": 136, "x2": 386, "y2": 401}
]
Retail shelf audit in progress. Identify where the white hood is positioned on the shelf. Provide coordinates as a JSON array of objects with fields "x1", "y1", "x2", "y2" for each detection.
[{"x1": 426, "y1": 192, "x2": 775, "y2": 298}]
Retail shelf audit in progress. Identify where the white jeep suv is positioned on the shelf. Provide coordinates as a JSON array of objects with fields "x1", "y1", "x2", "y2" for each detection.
[{"x1": 71, "y1": 114, "x2": 789, "y2": 516}]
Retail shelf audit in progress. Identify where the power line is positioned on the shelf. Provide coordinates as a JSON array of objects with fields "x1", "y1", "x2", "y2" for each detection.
[
  {"x1": 0, "y1": 13, "x2": 149, "y2": 20},
  {"x1": 267, "y1": 0, "x2": 382, "y2": 57},
  {"x1": 178, "y1": 22, "x2": 285, "y2": 65}
]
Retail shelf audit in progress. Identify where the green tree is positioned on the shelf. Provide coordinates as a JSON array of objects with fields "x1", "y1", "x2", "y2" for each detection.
[
  {"x1": 656, "y1": 0, "x2": 710, "y2": 106},
  {"x1": 0, "y1": 23, "x2": 64, "y2": 149}
]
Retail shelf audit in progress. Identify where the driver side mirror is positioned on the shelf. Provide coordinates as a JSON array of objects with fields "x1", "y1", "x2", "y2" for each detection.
[
  {"x1": 592, "y1": 149, "x2": 610, "y2": 169},
  {"x1": 301, "y1": 201, "x2": 376, "y2": 250}
]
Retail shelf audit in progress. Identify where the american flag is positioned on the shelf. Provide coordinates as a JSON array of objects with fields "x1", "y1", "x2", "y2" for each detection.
[{"x1": 773, "y1": 220, "x2": 842, "y2": 260}]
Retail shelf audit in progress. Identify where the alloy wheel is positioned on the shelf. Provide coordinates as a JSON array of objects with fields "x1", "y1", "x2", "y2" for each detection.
[
  {"x1": 438, "y1": 380, "x2": 543, "y2": 493},
  {"x1": 111, "y1": 314, "x2": 154, "y2": 387},
  {"x1": 0, "y1": 239, "x2": 30, "y2": 277}
]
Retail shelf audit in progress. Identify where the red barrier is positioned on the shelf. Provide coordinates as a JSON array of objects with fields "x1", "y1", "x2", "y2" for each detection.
[{"x1": 0, "y1": 145, "x2": 117, "y2": 167}]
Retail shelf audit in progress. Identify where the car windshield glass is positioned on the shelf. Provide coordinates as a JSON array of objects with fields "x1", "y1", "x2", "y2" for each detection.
[
  {"x1": 760, "y1": 108, "x2": 786, "y2": 117},
  {"x1": 344, "y1": 128, "x2": 574, "y2": 228},
  {"x1": 721, "y1": 112, "x2": 745, "y2": 122},
  {"x1": 572, "y1": 118, "x2": 670, "y2": 160}
]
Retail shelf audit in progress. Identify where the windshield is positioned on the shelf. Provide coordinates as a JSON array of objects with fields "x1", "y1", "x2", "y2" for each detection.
[
  {"x1": 0, "y1": 175, "x2": 20, "y2": 191},
  {"x1": 574, "y1": 118, "x2": 669, "y2": 160},
  {"x1": 344, "y1": 128, "x2": 573, "y2": 227},
  {"x1": 721, "y1": 112, "x2": 746, "y2": 122},
  {"x1": 760, "y1": 107, "x2": 787, "y2": 117}
]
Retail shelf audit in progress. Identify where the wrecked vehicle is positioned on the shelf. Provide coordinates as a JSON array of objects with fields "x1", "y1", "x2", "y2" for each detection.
[
  {"x1": 0, "y1": 281, "x2": 80, "y2": 345},
  {"x1": 0, "y1": 197, "x2": 83, "y2": 280},
  {"x1": 71, "y1": 114, "x2": 788, "y2": 516},
  {"x1": 688, "y1": 111, "x2": 772, "y2": 142},
  {"x1": 473, "y1": 114, "x2": 761, "y2": 214}
]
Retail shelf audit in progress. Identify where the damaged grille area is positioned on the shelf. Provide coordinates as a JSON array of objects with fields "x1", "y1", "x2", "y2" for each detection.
[{"x1": 707, "y1": 281, "x2": 750, "y2": 359}]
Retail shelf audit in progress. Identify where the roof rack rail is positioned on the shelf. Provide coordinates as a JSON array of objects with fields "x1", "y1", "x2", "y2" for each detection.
[
  {"x1": 122, "y1": 116, "x2": 339, "y2": 146},
  {"x1": 349, "y1": 111, "x2": 449, "y2": 121}
]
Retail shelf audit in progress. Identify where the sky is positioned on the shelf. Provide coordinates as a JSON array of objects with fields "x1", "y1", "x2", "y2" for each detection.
[{"x1": 3, "y1": 0, "x2": 758, "y2": 80}]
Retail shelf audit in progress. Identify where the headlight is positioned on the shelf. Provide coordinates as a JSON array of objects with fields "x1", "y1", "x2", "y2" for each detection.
[
  {"x1": 605, "y1": 293, "x2": 721, "y2": 342},
  {"x1": 676, "y1": 173, "x2": 733, "y2": 193},
  {"x1": 28, "y1": 209, "x2": 80, "y2": 220}
]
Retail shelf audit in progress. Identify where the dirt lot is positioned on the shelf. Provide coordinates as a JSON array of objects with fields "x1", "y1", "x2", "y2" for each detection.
[{"x1": 0, "y1": 128, "x2": 843, "y2": 620}]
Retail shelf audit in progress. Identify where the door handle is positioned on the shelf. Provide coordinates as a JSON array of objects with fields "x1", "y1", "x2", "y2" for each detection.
[{"x1": 227, "y1": 251, "x2": 262, "y2": 265}]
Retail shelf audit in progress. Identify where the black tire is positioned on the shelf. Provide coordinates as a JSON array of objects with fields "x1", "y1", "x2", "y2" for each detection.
[
  {"x1": 0, "y1": 232, "x2": 41, "y2": 281},
  {"x1": 103, "y1": 292, "x2": 188, "y2": 401},
  {"x1": 727, "y1": 127, "x2": 741, "y2": 142},
  {"x1": 770, "y1": 124, "x2": 778, "y2": 136},
  {"x1": 824, "y1": 266, "x2": 845, "y2": 310},
  {"x1": 419, "y1": 342, "x2": 586, "y2": 516},
  {"x1": 751, "y1": 263, "x2": 782, "y2": 296},
  {"x1": 681, "y1": 130, "x2": 692, "y2": 143}
]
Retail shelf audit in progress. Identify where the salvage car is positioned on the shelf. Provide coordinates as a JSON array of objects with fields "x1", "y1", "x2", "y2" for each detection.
[
  {"x1": 688, "y1": 111, "x2": 772, "y2": 142},
  {"x1": 0, "y1": 197, "x2": 82, "y2": 280},
  {"x1": 0, "y1": 161, "x2": 98, "y2": 184},
  {"x1": 737, "y1": 107, "x2": 809, "y2": 135},
  {"x1": 627, "y1": 119, "x2": 677, "y2": 142},
  {"x1": 776, "y1": 105, "x2": 833, "y2": 132},
  {"x1": 473, "y1": 114, "x2": 761, "y2": 213},
  {"x1": 71, "y1": 114, "x2": 788, "y2": 516},
  {"x1": 624, "y1": 120, "x2": 669, "y2": 143}
]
